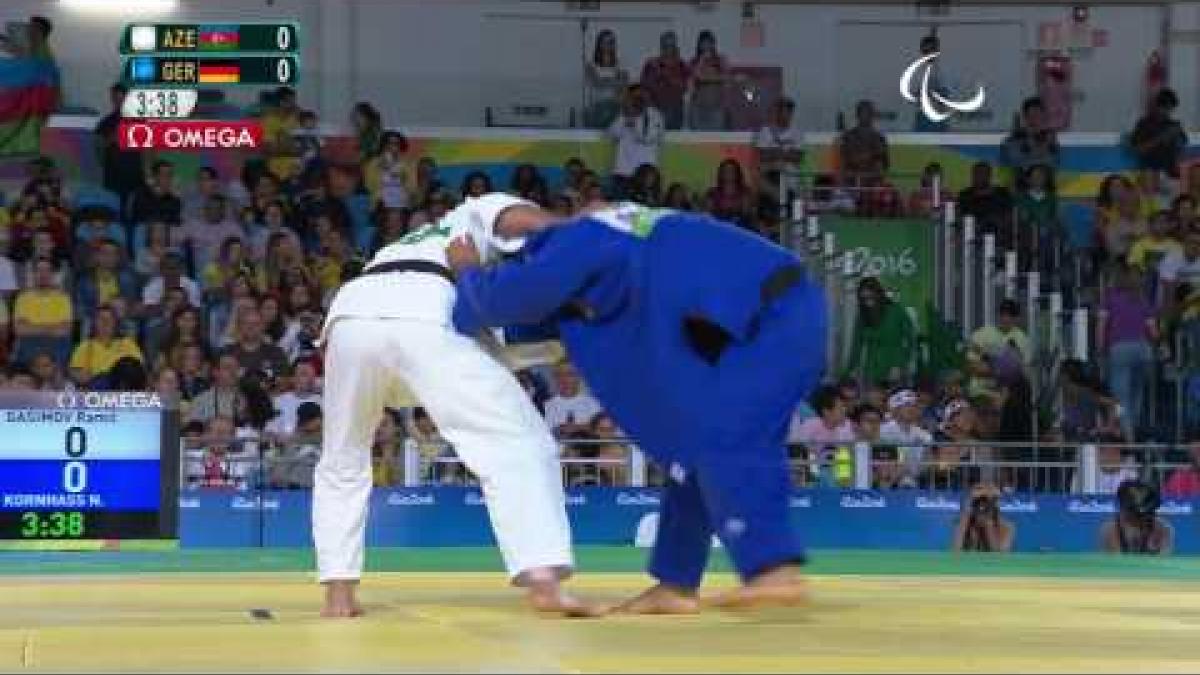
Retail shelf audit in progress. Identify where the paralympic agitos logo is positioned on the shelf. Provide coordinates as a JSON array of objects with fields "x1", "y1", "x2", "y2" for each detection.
[{"x1": 899, "y1": 52, "x2": 986, "y2": 123}]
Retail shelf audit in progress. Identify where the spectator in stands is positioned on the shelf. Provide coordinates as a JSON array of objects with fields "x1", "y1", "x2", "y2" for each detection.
[
  {"x1": 971, "y1": 299, "x2": 1032, "y2": 377},
  {"x1": 371, "y1": 411, "x2": 402, "y2": 487},
  {"x1": 1059, "y1": 359, "x2": 1122, "y2": 443},
  {"x1": 543, "y1": 360, "x2": 602, "y2": 440},
  {"x1": 663, "y1": 182, "x2": 693, "y2": 210},
  {"x1": 1130, "y1": 88, "x2": 1187, "y2": 182},
  {"x1": 142, "y1": 287, "x2": 190, "y2": 367},
  {"x1": 510, "y1": 164, "x2": 549, "y2": 205},
  {"x1": 1100, "y1": 264, "x2": 1159, "y2": 439},
  {"x1": 1158, "y1": 232, "x2": 1200, "y2": 343},
  {"x1": 133, "y1": 221, "x2": 175, "y2": 280},
  {"x1": 268, "y1": 359, "x2": 322, "y2": 437},
  {"x1": 793, "y1": 385, "x2": 855, "y2": 445},
  {"x1": 460, "y1": 171, "x2": 492, "y2": 200},
  {"x1": 843, "y1": 277, "x2": 915, "y2": 386},
  {"x1": 1101, "y1": 479, "x2": 1173, "y2": 555},
  {"x1": 130, "y1": 160, "x2": 182, "y2": 227},
  {"x1": 855, "y1": 171, "x2": 904, "y2": 219},
  {"x1": 1163, "y1": 443, "x2": 1200, "y2": 498},
  {"x1": 12, "y1": 258, "x2": 71, "y2": 366},
  {"x1": 409, "y1": 157, "x2": 443, "y2": 210},
  {"x1": 293, "y1": 110, "x2": 324, "y2": 176},
  {"x1": 30, "y1": 352, "x2": 64, "y2": 391},
  {"x1": 957, "y1": 161, "x2": 1013, "y2": 239},
  {"x1": 141, "y1": 252, "x2": 201, "y2": 312},
  {"x1": 640, "y1": 30, "x2": 689, "y2": 131},
  {"x1": 3, "y1": 364, "x2": 36, "y2": 390},
  {"x1": 1002, "y1": 96, "x2": 1060, "y2": 181},
  {"x1": 1073, "y1": 434, "x2": 1139, "y2": 494},
  {"x1": 202, "y1": 238, "x2": 260, "y2": 304},
  {"x1": 1100, "y1": 176, "x2": 1147, "y2": 263},
  {"x1": 270, "y1": 400, "x2": 321, "y2": 489},
  {"x1": 93, "y1": 83, "x2": 143, "y2": 219},
  {"x1": 0, "y1": 228, "x2": 18, "y2": 305},
  {"x1": 911, "y1": 33, "x2": 947, "y2": 132},
  {"x1": 363, "y1": 131, "x2": 411, "y2": 210},
  {"x1": 688, "y1": 30, "x2": 729, "y2": 130},
  {"x1": 16, "y1": 229, "x2": 66, "y2": 289},
  {"x1": 586, "y1": 412, "x2": 628, "y2": 486},
  {"x1": 920, "y1": 399, "x2": 975, "y2": 491},
  {"x1": 951, "y1": 483, "x2": 1014, "y2": 553},
  {"x1": 181, "y1": 167, "x2": 223, "y2": 222},
  {"x1": 754, "y1": 97, "x2": 804, "y2": 221},
  {"x1": 838, "y1": 100, "x2": 889, "y2": 186},
  {"x1": 807, "y1": 173, "x2": 856, "y2": 214},
  {"x1": 1014, "y1": 164, "x2": 1060, "y2": 274},
  {"x1": 405, "y1": 406, "x2": 461, "y2": 485},
  {"x1": 222, "y1": 307, "x2": 290, "y2": 382},
  {"x1": 584, "y1": 29, "x2": 628, "y2": 130},
  {"x1": 74, "y1": 206, "x2": 127, "y2": 261},
  {"x1": 154, "y1": 366, "x2": 183, "y2": 414},
  {"x1": 557, "y1": 157, "x2": 587, "y2": 199},
  {"x1": 261, "y1": 86, "x2": 303, "y2": 181},
  {"x1": 352, "y1": 102, "x2": 384, "y2": 164},
  {"x1": 1128, "y1": 210, "x2": 1181, "y2": 293},
  {"x1": 628, "y1": 164, "x2": 663, "y2": 207},
  {"x1": 881, "y1": 388, "x2": 932, "y2": 485},
  {"x1": 1172, "y1": 194, "x2": 1198, "y2": 236},
  {"x1": 852, "y1": 403, "x2": 883, "y2": 443},
  {"x1": 175, "y1": 344, "x2": 210, "y2": 402},
  {"x1": 907, "y1": 162, "x2": 953, "y2": 218},
  {"x1": 704, "y1": 159, "x2": 756, "y2": 230},
  {"x1": 371, "y1": 207, "x2": 410, "y2": 254},
  {"x1": 68, "y1": 304, "x2": 142, "y2": 385},
  {"x1": 607, "y1": 84, "x2": 665, "y2": 200},
  {"x1": 189, "y1": 353, "x2": 243, "y2": 424},
  {"x1": 11, "y1": 201, "x2": 68, "y2": 263},
  {"x1": 181, "y1": 194, "x2": 243, "y2": 276},
  {"x1": 75, "y1": 238, "x2": 137, "y2": 322},
  {"x1": 194, "y1": 415, "x2": 248, "y2": 490}
]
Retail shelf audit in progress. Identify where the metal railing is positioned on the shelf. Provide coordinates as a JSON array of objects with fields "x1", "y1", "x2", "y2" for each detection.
[{"x1": 180, "y1": 437, "x2": 1195, "y2": 495}]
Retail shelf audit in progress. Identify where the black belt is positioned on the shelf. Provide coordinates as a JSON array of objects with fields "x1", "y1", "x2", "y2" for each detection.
[
  {"x1": 362, "y1": 259, "x2": 456, "y2": 284},
  {"x1": 760, "y1": 263, "x2": 806, "y2": 305}
]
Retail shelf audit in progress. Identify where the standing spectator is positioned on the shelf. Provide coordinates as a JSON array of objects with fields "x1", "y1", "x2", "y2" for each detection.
[
  {"x1": 1014, "y1": 164, "x2": 1060, "y2": 274},
  {"x1": 181, "y1": 194, "x2": 243, "y2": 275},
  {"x1": 881, "y1": 388, "x2": 933, "y2": 485},
  {"x1": 640, "y1": 30, "x2": 689, "y2": 131},
  {"x1": 92, "y1": 83, "x2": 143, "y2": 219},
  {"x1": 957, "y1": 161, "x2": 1014, "y2": 239},
  {"x1": 12, "y1": 258, "x2": 71, "y2": 366},
  {"x1": 838, "y1": 100, "x2": 889, "y2": 186},
  {"x1": 912, "y1": 33, "x2": 948, "y2": 132},
  {"x1": 753, "y1": 97, "x2": 804, "y2": 218},
  {"x1": 688, "y1": 30, "x2": 729, "y2": 130},
  {"x1": 351, "y1": 102, "x2": 384, "y2": 164},
  {"x1": 1130, "y1": 88, "x2": 1187, "y2": 181},
  {"x1": 703, "y1": 159, "x2": 756, "y2": 230},
  {"x1": 261, "y1": 87, "x2": 303, "y2": 182},
  {"x1": 843, "y1": 277, "x2": 915, "y2": 387},
  {"x1": 607, "y1": 84, "x2": 665, "y2": 200},
  {"x1": 584, "y1": 29, "x2": 628, "y2": 130},
  {"x1": 628, "y1": 164, "x2": 663, "y2": 207},
  {"x1": 188, "y1": 353, "x2": 244, "y2": 424},
  {"x1": 363, "y1": 131, "x2": 411, "y2": 210},
  {"x1": 68, "y1": 304, "x2": 142, "y2": 385},
  {"x1": 543, "y1": 361, "x2": 603, "y2": 440},
  {"x1": 129, "y1": 160, "x2": 182, "y2": 227},
  {"x1": 1100, "y1": 264, "x2": 1159, "y2": 438},
  {"x1": 1002, "y1": 97, "x2": 1060, "y2": 182},
  {"x1": 1101, "y1": 176, "x2": 1147, "y2": 264}
]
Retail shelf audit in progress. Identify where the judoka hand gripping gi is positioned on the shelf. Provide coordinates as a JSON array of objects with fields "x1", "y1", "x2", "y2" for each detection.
[
  {"x1": 314, "y1": 194, "x2": 599, "y2": 618},
  {"x1": 450, "y1": 200, "x2": 827, "y2": 613}
]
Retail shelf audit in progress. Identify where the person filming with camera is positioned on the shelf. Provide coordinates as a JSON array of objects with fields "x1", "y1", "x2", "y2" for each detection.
[
  {"x1": 1100, "y1": 479, "x2": 1173, "y2": 555},
  {"x1": 951, "y1": 483, "x2": 1015, "y2": 553}
]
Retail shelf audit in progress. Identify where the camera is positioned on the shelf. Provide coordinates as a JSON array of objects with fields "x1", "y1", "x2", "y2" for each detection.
[
  {"x1": 1117, "y1": 480, "x2": 1160, "y2": 519},
  {"x1": 971, "y1": 493, "x2": 999, "y2": 517}
]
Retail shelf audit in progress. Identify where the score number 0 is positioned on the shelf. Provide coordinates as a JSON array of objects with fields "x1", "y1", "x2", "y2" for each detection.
[{"x1": 63, "y1": 426, "x2": 87, "y2": 494}]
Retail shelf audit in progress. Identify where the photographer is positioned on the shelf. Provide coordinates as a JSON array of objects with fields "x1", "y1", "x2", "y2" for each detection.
[
  {"x1": 1100, "y1": 479, "x2": 1174, "y2": 555},
  {"x1": 951, "y1": 483, "x2": 1015, "y2": 553}
]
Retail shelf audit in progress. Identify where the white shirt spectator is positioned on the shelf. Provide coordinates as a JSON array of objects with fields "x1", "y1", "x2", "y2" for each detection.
[
  {"x1": 544, "y1": 392, "x2": 603, "y2": 432},
  {"x1": 0, "y1": 254, "x2": 18, "y2": 299},
  {"x1": 142, "y1": 275, "x2": 202, "y2": 308},
  {"x1": 267, "y1": 391, "x2": 323, "y2": 436},
  {"x1": 608, "y1": 106, "x2": 665, "y2": 178},
  {"x1": 1158, "y1": 249, "x2": 1200, "y2": 285},
  {"x1": 753, "y1": 124, "x2": 804, "y2": 155},
  {"x1": 881, "y1": 419, "x2": 933, "y2": 478}
]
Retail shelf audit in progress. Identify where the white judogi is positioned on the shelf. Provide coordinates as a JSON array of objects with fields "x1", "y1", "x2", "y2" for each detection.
[{"x1": 313, "y1": 195, "x2": 573, "y2": 584}]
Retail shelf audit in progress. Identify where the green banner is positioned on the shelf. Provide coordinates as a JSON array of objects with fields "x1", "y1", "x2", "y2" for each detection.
[{"x1": 821, "y1": 217, "x2": 934, "y2": 332}]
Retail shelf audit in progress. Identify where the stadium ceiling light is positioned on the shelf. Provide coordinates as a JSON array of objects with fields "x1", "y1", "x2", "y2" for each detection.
[{"x1": 60, "y1": 0, "x2": 178, "y2": 13}]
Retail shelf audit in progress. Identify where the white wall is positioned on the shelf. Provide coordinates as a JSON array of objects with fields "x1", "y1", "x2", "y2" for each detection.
[{"x1": 0, "y1": 0, "x2": 1181, "y2": 132}]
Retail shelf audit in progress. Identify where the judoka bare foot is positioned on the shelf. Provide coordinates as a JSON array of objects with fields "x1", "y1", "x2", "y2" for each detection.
[
  {"x1": 526, "y1": 581, "x2": 607, "y2": 618},
  {"x1": 321, "y1": 580, "x2": 365, "y2": 618},
  {"x1": 613, "y1": 584, "x2": 701, "y2": 615},
  {"x1": 710, "y1": 564, "x2": 808, "y2": 610}
]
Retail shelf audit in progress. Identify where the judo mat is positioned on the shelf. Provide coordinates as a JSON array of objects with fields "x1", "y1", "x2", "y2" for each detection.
[{"x1": 1, "y1": 547, "x2": 1199, "y2": 673}]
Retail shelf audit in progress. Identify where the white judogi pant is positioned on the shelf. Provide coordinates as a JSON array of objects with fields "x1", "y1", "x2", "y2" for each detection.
[{"x1": 313, "y1": 278, "x2": 573, "y2": 584}]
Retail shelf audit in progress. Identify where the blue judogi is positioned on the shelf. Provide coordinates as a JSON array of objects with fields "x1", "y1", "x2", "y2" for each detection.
[{"x1": 453, "y1": 205, "x2": 827, "y2": 589}]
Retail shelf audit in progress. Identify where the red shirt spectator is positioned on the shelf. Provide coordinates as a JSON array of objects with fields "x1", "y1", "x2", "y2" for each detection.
[
  {"x1": 857, "y1": 174, "x2": 903, "y2": 218},
  {"x1": 1163, "y1": 445, "x2": 1200, "y2": 498},
  {"x1": 640, "y1": 31, "x2": 689, "y2": 130}
]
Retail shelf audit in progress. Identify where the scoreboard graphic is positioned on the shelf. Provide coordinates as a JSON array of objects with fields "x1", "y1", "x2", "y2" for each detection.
[{"x1": 116, "y1": 22, "x2": 297, "y2": 150}]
